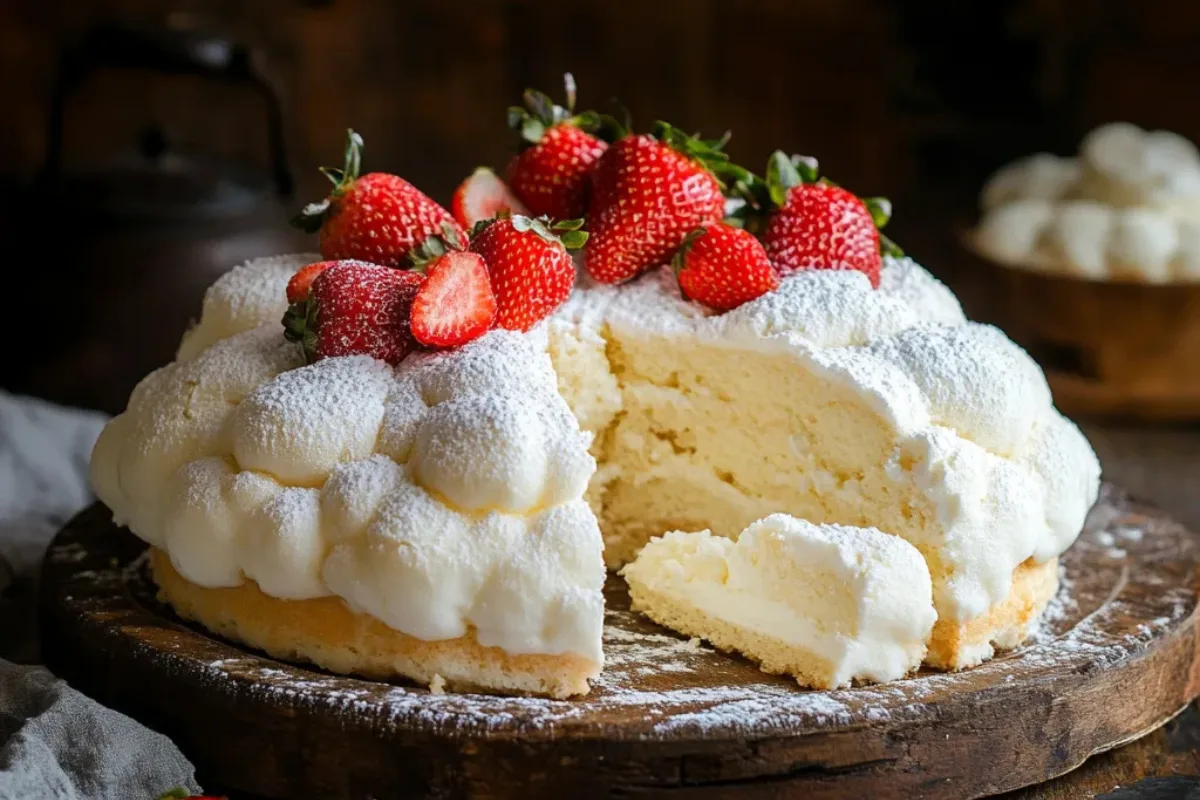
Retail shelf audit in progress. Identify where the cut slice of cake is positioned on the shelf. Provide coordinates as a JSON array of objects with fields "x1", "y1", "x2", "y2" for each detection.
[{"x1": 622, "y1": 515, "x2": 937, "y2": 689}]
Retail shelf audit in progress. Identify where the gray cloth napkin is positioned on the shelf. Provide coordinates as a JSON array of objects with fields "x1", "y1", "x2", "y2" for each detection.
[{"x1": 0, "y1": 391, "x2": 201, "y2": 799}]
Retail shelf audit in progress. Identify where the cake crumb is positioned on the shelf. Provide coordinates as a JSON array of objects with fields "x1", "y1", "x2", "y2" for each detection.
[{"x1": 429, "y1": 674, "x2": 447, "y2": 695}]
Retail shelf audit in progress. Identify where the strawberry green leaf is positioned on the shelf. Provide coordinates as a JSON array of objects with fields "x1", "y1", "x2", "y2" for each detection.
[
  {"x1": 410, "y1": 234, "x2": 449, "y2": 268},
  {"x1": 559, "y1": 230, "x2": 588, "y2": 250},
  {"x1": 551, "y1": 218, "x2": 586, "y2": 231},
  {"x1": 440, "y1": 221, "x2": 466, "y2": 250},
  {"x1": 863, "y1": 196, "x2": 893, "y2": 229},
  {"x1": 766, "y1": 151, "x2": 801, "y2": 206},
  {"x1": 523, "y1": 89, "x2": 557, "y2": 126},
  {"x1": 341, "y1": 129, "x2": 363, "y2": 181},
  {"x1": 671, "y1": 227, "x2": 707, "y2": 274},
  {"x1": 880, "y1": 233, "x2": 905, "y2": 258},
  {"x1": 157, "y1": 788, "x2": 192, "y2": 799},
  {"x1": 289, "y1": 199, "x2": 330, "y2": 233},
  {"x1": 793, "y1": 154, "x2": 820, "y2": 182},
  {"x1": 506, "y1": 106, "x2": 526, "y2": 131},
  {"x1": 318, "y1": 166, "x2": 345, "y2": 187},
  {"x1": 520, "y1": 117, "x2": 546, "y2": 145},
  {"x1": 469, "y1": 217, "x2": 499, "y2": 239}
]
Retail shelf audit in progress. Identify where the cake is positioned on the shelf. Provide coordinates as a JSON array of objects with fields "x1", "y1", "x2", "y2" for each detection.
[
  {"x1": 971, "y1": 122, "x2": 1200, "y2": 282},
  {"x1": 91, "y1": 251, "x2": 1098, "y2": 693},
  {"x1": 89, "y1": 86, "x2": 1102, "y2": 698},
  {"x1": 621, "y1": 514, "x2": 938, "y2": 689}
]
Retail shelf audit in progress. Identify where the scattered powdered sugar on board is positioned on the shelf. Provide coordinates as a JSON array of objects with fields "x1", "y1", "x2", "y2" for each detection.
[{"x1": 50, "y1": 488, "x2": 1198, "y2": 740}]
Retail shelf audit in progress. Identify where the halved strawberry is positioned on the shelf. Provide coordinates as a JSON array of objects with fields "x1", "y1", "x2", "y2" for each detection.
[
  {"x1": 675, "y1": 223, "x2": 779, "y2": 311},
  {"x1": 451, "y1": 167, "x2": 528, "y2": 229},
  {"x1": 409, "y1": 228, "x2": 497, "y2": 347}
]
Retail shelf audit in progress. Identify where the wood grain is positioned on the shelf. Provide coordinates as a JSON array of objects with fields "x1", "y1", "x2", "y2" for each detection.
[{"x1": 38, "y1": 485, "x2": 1200, "y2": 800}]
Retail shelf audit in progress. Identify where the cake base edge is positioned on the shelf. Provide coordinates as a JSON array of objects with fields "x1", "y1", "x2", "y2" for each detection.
[{"x1": 150, "y1": 549, "x2": 599, "y2": 699}]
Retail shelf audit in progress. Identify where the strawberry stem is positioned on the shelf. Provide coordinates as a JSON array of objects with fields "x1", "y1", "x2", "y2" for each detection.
[
  {"x1": 290, "y1": 129, "x2": 364, "y2": 233},
  {"x1": 671, "y1": 226, "x2": 707, "y2": 275},
  {"x1": 563, "y1": 72, "x2": 577, "y2": 114}
]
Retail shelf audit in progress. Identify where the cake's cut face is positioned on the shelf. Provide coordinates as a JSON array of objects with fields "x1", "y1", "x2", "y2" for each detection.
[
  {"x1": 550, "y1": 258, "x2": 1100, "y2": 667},
  {"x1": 622, "y1": 515, "x2": 937, "y2": 689},
  {"x1": 972, "y1": 122, "x2": 1200, "y2": 282},
  {"x1": 91, "y1": 256, "x2": 607, "y2": 697}
]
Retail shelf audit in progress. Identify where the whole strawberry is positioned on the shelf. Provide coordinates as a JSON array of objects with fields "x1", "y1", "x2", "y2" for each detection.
[
  {"x1": 469, "y1": 215, "x2": 587, "y2": 331},
  {"x1": 585, "y1": 123, "x2": 735, "y2": 285},
  {"x1": 285, "y1": 260, "x2": 343, "y2": 304},
  {"x1": 282, "y1": 260, "x2": 423, "y2": 365},
  {"x1": 674, "y1": 223, "x2": 779, "y2": 311},
  {"x1": 506, "y1": 74, "x2": 608, "y2": 221},
  {"x1": 292, "y1": 130, "x2": 464, "y2": 266},
  {"x1": 749, "y1": 152, "x2": 899, "y2": 289},
  {"x1": 408, "y1": 227, "x2": 497, "y2": 347}
]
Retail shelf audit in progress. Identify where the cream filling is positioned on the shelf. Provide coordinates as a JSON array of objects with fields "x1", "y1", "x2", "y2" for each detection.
[{"x1": 622, "y1": 516, "x2": 936, "y2": 688}]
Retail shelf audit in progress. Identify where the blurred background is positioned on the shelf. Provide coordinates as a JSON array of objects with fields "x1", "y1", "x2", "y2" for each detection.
[{"x1": 1, "y1": 0, "x2": 1198, "y2": 523}]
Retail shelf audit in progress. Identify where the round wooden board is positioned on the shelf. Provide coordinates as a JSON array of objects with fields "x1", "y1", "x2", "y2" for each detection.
[{"x1": 39, "y1": 486, "x2": 1200, "y2": 800}]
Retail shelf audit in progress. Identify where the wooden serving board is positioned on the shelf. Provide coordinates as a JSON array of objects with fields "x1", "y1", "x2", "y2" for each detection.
[{"x1": 39, "y1": 485, "x2": 1200, "y2": 800}]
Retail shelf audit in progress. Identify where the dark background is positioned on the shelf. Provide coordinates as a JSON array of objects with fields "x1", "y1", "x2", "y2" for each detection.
[
  {"x1": 6, "y1": 1, "x2": 1200, "y2": 212},
  {"x1": 3, "y1": 0, "x2": 1200, "y2": 412}
]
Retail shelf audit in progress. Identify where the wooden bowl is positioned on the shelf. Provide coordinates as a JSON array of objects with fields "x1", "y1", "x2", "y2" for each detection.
[{"x1": 954, "y1": 243, "x2": 1200, "y2": 422}]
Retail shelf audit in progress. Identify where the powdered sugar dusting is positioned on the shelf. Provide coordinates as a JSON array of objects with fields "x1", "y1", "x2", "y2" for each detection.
[
  {"x1": 48, "y1": 487, "x2": 1198, "y2": 743},
  {"x1": 92, "y1": 312, "x2": 605, "y2": 660}
]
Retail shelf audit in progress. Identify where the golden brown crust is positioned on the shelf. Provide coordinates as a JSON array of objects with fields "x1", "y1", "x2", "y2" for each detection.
[
  {"x1": 926, "y1": 557, "x2": 1059, "y2": 670},
  {"x1": 150, "y1": 549, "x2": 599, "y2": 699}
]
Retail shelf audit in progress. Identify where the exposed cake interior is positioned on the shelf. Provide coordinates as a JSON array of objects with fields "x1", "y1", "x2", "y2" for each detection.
[{"x1": 550, "y1": 261, "x2": 1098, "y2": 668}]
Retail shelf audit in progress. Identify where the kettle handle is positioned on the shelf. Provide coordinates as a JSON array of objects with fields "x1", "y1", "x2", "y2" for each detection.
[{"x1": 41, "y1": 19, "x2": 294, "y2": 197}]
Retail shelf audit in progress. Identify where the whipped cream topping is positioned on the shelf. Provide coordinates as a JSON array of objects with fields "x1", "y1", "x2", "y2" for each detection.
[
  {"x1": 974, "y1": 123, "x2": 1200, "y2": 282},
  {"x1": 93, "y1": 245, "x2": 1099, "y2": 672},
  {"x1": 178, "y1": 253, "x2": 320, "y2": 360},
  {"x1": 622, "y1": 514, "x2": 937, "y2": 687},
  {"x1": 552, "y1": 257, "x2": 1101, "y2": 624},
  {"x1": 91, "y1": 255, "x2": 605, "y2": 663}
]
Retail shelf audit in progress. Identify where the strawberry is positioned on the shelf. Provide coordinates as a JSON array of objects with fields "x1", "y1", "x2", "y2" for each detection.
[
  {"x1": 451, "y1": 167, "x2": 528, "y2": 228},
  {"x1": 409, "y1": 229, "x2": 497, "y2": 347},
  {"x1": 741, "y1": 151, "x2": 900, "y2": 289},
  {"x1": 585, "y1": 123, "x2": 739, "y2": 285},
  {"x1": 285, "y1": 260, "x2": 342, "y2": 304},
  {"x1": 674, "y1": 223, "x2": 779, "y2": 311},
  {"x1": 469, "y1": 215, "x2": 586, "y2": 331},
  {"x1": 292, "y1": 129, "x2": 464, "y2": 267},
  {"x1": 506, "y1": 74, "x2": 609, "y2": 220},
  {"x1": 282, "y1": 261, "x2": 423, "y2": 365}
]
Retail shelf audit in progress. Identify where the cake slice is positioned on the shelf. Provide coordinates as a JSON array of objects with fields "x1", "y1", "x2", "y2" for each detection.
[{"x1": 621, "y1": 514, "x2": 937, "y2": 689}]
